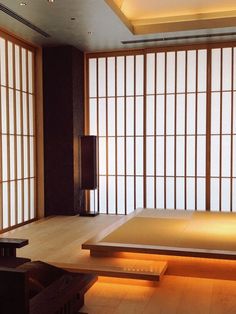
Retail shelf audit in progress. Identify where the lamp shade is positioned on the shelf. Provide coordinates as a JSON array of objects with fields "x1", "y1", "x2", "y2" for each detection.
[{"x1": 80, "y1": 136, "x2": 97, "y2": 190}]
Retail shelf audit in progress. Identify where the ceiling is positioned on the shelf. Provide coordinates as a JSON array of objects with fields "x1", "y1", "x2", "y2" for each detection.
[{"x1": 0, "y1": 0, "x2": 235, "y2": 52}]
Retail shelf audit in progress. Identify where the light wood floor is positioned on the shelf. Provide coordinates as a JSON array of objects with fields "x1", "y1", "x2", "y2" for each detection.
[{"x1": 2, "y1": 214, "x2": 236, "y2": 314}]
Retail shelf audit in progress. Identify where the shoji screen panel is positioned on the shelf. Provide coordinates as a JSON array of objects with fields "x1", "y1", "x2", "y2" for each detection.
[
  {"x1": 210, "y1": 47, "x2": 236, "y2": 212},
  {"x1": 0, "y1": 34, "x2": 36, "y2": 230},
  {"x1": 146, "y1": 50, "x2": 207, "y2": 210},
  {"x1": 88, "y1": 54, "x2": 144, "y2": 214}
]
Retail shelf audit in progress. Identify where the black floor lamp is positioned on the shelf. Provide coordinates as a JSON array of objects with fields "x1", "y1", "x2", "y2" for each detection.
[{"x1": 79, "y1": 135, "x2": 99, "y2": 217}]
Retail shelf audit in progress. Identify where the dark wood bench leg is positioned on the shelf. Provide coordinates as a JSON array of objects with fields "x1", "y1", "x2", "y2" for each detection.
[{"x1": 0, "y1": 247, "x2": 16, "y2": 257}]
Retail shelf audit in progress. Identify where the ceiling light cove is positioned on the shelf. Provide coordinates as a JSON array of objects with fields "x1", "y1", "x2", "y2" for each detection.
[
  {"x1": 20, "y1": 2, "x2": 27, "y2": 5},
  {"x1": 105, "y1": 0, "x2": 236, "y2": 35}
]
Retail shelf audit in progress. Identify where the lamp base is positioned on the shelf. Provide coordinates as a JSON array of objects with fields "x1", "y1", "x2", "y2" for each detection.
[{"x1": 79, "y1": 211, "x2": 99, "y2": 217}]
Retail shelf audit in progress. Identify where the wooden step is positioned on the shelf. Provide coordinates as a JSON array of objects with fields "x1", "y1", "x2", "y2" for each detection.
[{"x1": 52, "y1": 256, "x2": 167, "y2": 281}]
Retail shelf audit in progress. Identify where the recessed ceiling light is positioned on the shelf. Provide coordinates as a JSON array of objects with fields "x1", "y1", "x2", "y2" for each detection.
[
  {"x1": 71, "y1": 17, "x2": 76, "y2": 21},
  {"x1": 20, "y1": 2, "x2": 27, "y2": 5},
  {"x1": 47, "y1": 0, "x2": 55, "y2": 3}
]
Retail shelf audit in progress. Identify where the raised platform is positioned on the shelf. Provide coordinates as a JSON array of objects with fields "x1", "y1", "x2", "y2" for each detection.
[
  {"x1": 82, "y1": 209, "x2": 236, "y2": 260},
  {"x1": 52, "y1": 256, "x2": 167, "y2": 281}
]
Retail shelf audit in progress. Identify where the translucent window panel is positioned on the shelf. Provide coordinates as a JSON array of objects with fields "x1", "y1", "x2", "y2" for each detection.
[
  {"x1": 222, "y1": 48, "x2": 232, "y2": 91},
  {"x1": 30, "y1": 178, "x2": 35, "y2": 219},
  {"x1": 187, "y1": 136, "x2": 195, "y2": 177},
  {"x1": 221, "y1": 135, "x2": 231, "y2": 177},
  {"x1": 3, "y1": 183, "x2": 8, "y2": 228},
  {"x1": 10, "y1": 135, "x2": 15, "y2": 180},
  {"x1": 126, "y1": 137, "x2": 134, "y2": 175},
  {"x1": 234, "y1": 135, "x2": 236, "y2": 177},
  {"x1": 166, "y1": 52, "x2": 175, "y2": 94},
  {"x1": 136, "y1": 55, "x2": 144, "y2": 95},
  {"x1": 166, "y1": 136, "x2": 174, "y2": 176},
  {"x1": 211, "y1": 135, "x2": 220, "y2": 177},
  {"x1": 187, "y1": 94, "x2": 195, "y2": 135},
  {"x1": 146, "y1": 96, "x2": 154, "y2": 135},
  {"x1": 117, "y1": 176, "x2": 125, "y2": 214},
  {"x1": 117, "y1": 57, "x2": 124, "y2": 96},
  {"x1": 89, "y1": 58, "x2": 97, "y2": 97},
  {"x1": 98, "y1": 58, "x2": 106, "y2": 97},
  {"x1": 21, "y1": 48, "x2": 27, "y2": 92},
  {"x1": 156, "y1": 95, "x2": 164, "y2": 135},
  {"x1": 146, "y1": 177, "x2": 154, "y2": 208},
  {"x1": 0, "y1": 38, "x2": 6, "y2": 86},
  {"x1": 211, "y1": 92, "x2": 220, "y2": 134},
  {"x1": 221, "y1": 178, "x2": 230, "y2": 212},
  {"x1": 30, "y1": 137, "x2": 34, "y2": 177},
  {"x1": 136, "y1": 176, "x2": 143, "y2": 209},
  {"x1": 222, "y1": 92, "x2": 231, "y2": 134},
  {"x1": 108, "y1": 98, "x2": 115, "y2": 136},
  {"x1": 98, "y1": 98, "x2": 106, "y2": 136},
  {"x1": 156, "y1": 177, "x2": 164, "y2": 208},
  {"x1": 198, "y1": 50, "x2": 207, "y2": 92},
  {"x1": 234, "y1": 92, "x2": 236, "y2": 134},
  {"x1": 176, "y1": 178, "x2": 185, "y2": 210},
  {"x1": 28, "y1": 51, "x2": 33, "y2": 94},
  {"x1": 9, "y1": 89, "x2": 14, "y2": 134},
  {"x1": 23, "y1": 137, "x2": 28, "y2": 178},
  {"x1": 108, "y1": 176, "x2": 116, "y2": 214},
  {"x1": 166, "y1": 177, "x2": 174, "y2": 209},
  {"x1": 117, "y1": 97, "x2": 124, "y2": 136},
  {"x1": 176, "y1": 136, "x2": 185, "y2": 176},
  {"x1": 126, "y1": 56, "x2": 134, "y2": 96},
  {"x1": 8, "y1": 41, "x2": 13, "y2": 88},
  {"x1": 187, "y1": 178, "x2": 195, "y2": 210},
  {"x1": 117, "y1": 137, "x2": 124, "y2": 175},
  {"x1": 24, "y1": 179, "x2": 29, "y2": 221},
  {"x1": 211, "y1": 49, "x2": 221, "y2": 92},
  {"x1": 197, "y1": 93, "x2": 206, "y2": 134},
  {"x1": 166, "y1": 95, "x2": 175, "y2": 135},
  {"x1": 146, "y1": 136, "x2": 154, "y2": 176},
  {"x1": 197, "y1": 178, "x2": 205, "y2": 210},
  {"x1": 211, "y1": 178, "x2": 219, "y2": 211},
  {"x1": 29, "y1": 95, "x2": 34, "y2": 135},
  {"x1": 146, "y1": 53, "x2": 155, "y2": 94},
  {"x1": 2, "y1": 135, "x2": 8, "y2": 181},
  {"x1": 108, "y1": 137, "x2": 115, "y2": 175},
  {"x1": 1, "y1": 87, "x2": 7, "y2": 133},
  {"x1": 16, "y1": 91, "x2": 21, "y2": 134},
  {"x1": 197, "y1": 136, "x2": 206, "y2": 176},
  {"x1": 126, "y1": 97, "x2": 134, "y2": 136},
  {"x1": 17, "y1": 136, "x2": 22, "y2": 179},
  {"x1": 89, "y1": 99, "x2": 97, "y2": 135},
  {"x1": 136, "y1": 137, "x2": 143, "y2": 175},
  {"x1": 99, "y1": 176, "x2": 107, "y2": 213},
  {"x1": 99, "y1": 138, "x2": 106, "y2": 175},
  {"x1": 177, "y1": 51, "x2": 186, "y2": 93},
  {"x1": 10, "y1": 182, "x2": 16, "y2": 226},
  {"x1": 17, "y1": 180, "x2": 23, "y2": 223},
  {"x1": 187, "y1": 50, "x2": 196, "y2": 93},
  {"x1": 136, "y1": 96, "x2": 143, "y2": 136},
  {"x1": 234, "y1": 49, "x2": 236, "y2": 91},
  {"x1": 126, "y1": 176, "x2": 134, "y2": 213},
  {"x1": 15, "y1": 45, "x2": 20, "y2": 90},
  {"x1": 156, "y1": 53, "x2": 165, "y2": 94},
  {"x1": 22, "y1": 93, "x2": 28, "y2": 135},
  {"x1": 176, "y1": 94, "x2": 185, "y2": 135},
  {"x1": 107, "y1": 57, "x2": 115, "y2": 97},
  {"x1": 156, "y1": 137, "x2": 164, "y2": 176}
]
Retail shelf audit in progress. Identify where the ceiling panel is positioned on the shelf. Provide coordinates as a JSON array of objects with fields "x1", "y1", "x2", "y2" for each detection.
[{"x1": 0, "y1": 0, "x2": 235, "y2": 52}]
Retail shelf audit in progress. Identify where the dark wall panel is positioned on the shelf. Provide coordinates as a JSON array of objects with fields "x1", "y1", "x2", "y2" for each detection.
[{"x1": 43, "y1": 46, "x2": 84, "y2": 215}]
